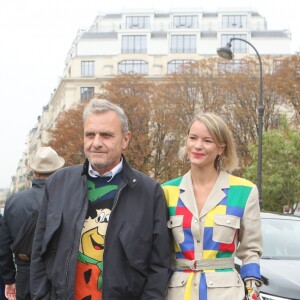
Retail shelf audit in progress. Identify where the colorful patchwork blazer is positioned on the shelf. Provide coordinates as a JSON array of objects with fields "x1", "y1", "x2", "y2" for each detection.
[{"x1": 162, "y1": 170, "x2": 262, "y2": 300}]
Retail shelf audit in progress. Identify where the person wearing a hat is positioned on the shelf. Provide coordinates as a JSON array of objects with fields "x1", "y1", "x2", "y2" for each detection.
[
  {"x1": 0, "y1": 214, "x2": 6, "y2": 300},
  {"x1": 0, "y1": 147, "x2": 64, "y2": 300}
]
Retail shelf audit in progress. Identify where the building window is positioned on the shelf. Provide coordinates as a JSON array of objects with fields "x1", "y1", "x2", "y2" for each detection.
[
  {"x1": 122, "y1": 35, "x2": 147, "y2": 53},
  {"x1": 270, "y1": 114, "x2": 280, "y2": 129},
  {"x1": 273, "y1": 59, "x2": 285, "y2": 73},
  {"x1": 170, "y1": 35, "x2": 196, "y2": 53},
  {"x1": 126, "y1": 16, "x2": 150, "y2": 29},
  {"x1": 221, "y1": 34, "x2": 247, "y2": 53},
  {"x1": 173, "y1": 15, "x2": 198, "y2": 28},
  {"x1": 187, "y1": 86, "x2": 198, "y2": 101},
  {"x1": 80, "y1": 87, "x2": 94, "y2": 101},
  {"x1": 118, "y1": 60, "x2": 148, "y2": 75},
  {"x1": 222, "y1": 15, "x2": 247, "y2": 28},
  {"x1": 81, "y1": 61, "x2": 95, "y2": 77},
  {"x1": 218, "y1": 59, "x2": 246, "y2": 73},
  {"x1": 167, "y1": 60, "x2": 195, "y2": 74}
]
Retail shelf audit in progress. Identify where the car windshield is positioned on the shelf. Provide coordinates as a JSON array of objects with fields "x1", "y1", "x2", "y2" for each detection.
[{"x1": 261, "y1": 217, "x2": 300, "y2": 259}]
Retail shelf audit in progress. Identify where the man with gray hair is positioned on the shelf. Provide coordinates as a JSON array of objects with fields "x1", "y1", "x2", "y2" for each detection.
[
  {"x1": 0, "y1": 147, "x2": 65, "y2": 300},
  {"x1": 30, "y1": 99, "x2": 171, "y2": 300}
]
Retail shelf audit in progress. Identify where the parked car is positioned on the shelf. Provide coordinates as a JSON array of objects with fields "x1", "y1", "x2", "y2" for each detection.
[
  {"x1": 293, "y1": 202, "x2": 300, "y2": 217},
  {"x1": 257, "y1": 212, "x2": 300, "y2": 300},
  {"x1": 236, "y1": 212, "x2": 300, "y2": 299}
]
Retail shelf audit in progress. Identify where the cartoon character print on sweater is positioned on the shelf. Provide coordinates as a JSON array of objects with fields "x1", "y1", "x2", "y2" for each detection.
[
  {"x1": 75, "y1": 206, "x2": 110, "y2": 299},
  {"x1": 75, "y1": 178, "x2": 118, "y2": 300}
]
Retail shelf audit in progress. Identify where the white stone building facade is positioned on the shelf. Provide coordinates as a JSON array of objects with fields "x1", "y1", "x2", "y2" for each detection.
[{"x1": 10, "y1": 7, "x2": 292, "y2": 192}]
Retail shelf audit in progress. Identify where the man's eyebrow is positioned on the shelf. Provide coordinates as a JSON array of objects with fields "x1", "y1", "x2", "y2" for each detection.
[
  {"x1": 84, "y1": 130, "x2": 95, "y2": 134},
  {"x1": 84, "y1": 130, "x2": 114, "y2": 135}
]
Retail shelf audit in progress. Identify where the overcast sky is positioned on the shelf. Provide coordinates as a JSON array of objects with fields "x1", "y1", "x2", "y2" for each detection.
[{"x1": 0, "y1": 0, "x2": 299, "y2": 189}]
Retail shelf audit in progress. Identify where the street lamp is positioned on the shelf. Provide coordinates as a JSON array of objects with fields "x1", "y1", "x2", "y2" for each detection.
[{"x1": 217, "y1": 38, "x2": 264, "y2": 209}]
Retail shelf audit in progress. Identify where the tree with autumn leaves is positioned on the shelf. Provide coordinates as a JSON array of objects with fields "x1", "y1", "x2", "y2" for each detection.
[
  {"x1": 47, "y1": 55, "x2": 300, "y2": 212},
  {"x1": 47, "y1": 103, "x2": 86, "y2": 166},
  {"x1": 97, "y1": 74, "x2": 189, "y2": 182}
]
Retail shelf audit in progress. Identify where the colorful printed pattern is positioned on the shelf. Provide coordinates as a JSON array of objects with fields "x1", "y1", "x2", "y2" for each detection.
[
  {"x1": 163, "y1": 174, "x2": 260, "y2": 300},
  {"x1": 75, "y1": 174, "x2": 121, "y2": 300}
]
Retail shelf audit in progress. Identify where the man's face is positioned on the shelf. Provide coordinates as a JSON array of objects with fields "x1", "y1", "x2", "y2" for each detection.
[{"x1": 84, "y1": 111, "x2": 131, "y2": 175}]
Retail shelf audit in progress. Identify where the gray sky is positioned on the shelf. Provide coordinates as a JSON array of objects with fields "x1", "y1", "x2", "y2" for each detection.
[{"x1": 0, "y1": 0, "x2": 299, "y2": 188}]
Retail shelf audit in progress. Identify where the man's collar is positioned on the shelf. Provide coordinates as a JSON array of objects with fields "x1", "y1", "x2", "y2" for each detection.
[{"x1": 88, "y1": 158, "x2": 123, "y2": 181}]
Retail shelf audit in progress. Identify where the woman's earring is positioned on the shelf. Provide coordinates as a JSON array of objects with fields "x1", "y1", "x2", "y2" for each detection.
[
  {"x1": 215, "y1": 154, "x2": 223, "y2": 172},
  {"x1": 183, "y1": 153, "x2": 190, "y2": 165}
]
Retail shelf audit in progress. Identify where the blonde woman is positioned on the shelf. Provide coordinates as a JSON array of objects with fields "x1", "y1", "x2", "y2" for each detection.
[{"x1": 162, "y1": 112, "x2": 262, "y2": 300}]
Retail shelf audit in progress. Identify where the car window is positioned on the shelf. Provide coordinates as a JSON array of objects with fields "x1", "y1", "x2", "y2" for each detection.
[{"x1": 261, "y1": 218, "x2": 300, "y2": 259}]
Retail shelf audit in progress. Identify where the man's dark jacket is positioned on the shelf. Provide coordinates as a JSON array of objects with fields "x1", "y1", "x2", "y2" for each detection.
[
  {"x1": 0, "y1": 179, "x2": 46, "y2": 283},
  {"x1": 30, "y1": 157, "x2": 171, "y2": 300}
]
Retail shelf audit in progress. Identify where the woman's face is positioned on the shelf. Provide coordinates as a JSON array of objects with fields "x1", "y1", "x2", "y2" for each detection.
[{"x1": 186, "y1": 120, "x2": 224, "y2": 169}]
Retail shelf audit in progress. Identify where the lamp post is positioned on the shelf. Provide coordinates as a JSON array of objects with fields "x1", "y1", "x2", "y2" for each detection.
[{"x1": 217, "y1": 38, "x2": 264, "y2": 209}]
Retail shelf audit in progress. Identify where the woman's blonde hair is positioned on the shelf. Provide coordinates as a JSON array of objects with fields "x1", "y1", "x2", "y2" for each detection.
[{"x1": 179, "y1": 112, "x2": 239, "y2": 172}]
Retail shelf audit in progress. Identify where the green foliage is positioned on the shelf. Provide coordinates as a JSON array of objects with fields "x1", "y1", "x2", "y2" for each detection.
[{"x1": 244, "y1": 116, "x2": 300, "y2": 212}]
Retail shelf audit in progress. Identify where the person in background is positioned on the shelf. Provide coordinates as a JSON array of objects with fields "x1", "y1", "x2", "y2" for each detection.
[
  {"x1": 0, "y1": 213, "x2": 6, "y2": 300},
  {"x1": 30, "y1": 99, "x2": 171, "y2": 300},
  {"x1": 0, "y1": 147, "x2": 65, "y2": 300},
  {"x1": 282, "y1": 205, "x2": 290, "y2": 214},
  {"x1": 162, "y1": 112, "x2": 262, "y2": 300}
]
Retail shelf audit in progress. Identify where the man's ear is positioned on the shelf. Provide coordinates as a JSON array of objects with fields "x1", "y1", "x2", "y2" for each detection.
[{"x1": 122, "y1": 131, "x2": 131, "y2": 150}]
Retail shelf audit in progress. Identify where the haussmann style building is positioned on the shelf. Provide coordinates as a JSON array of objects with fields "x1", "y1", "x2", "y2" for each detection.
[{"x1": 10, "y1": 7, "x2": 293, "y2": 192}]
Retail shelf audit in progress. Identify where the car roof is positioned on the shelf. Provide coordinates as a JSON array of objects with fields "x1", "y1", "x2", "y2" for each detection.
[{"x1": 261, "y1": 211, "x2": 300, "y2": 221}]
